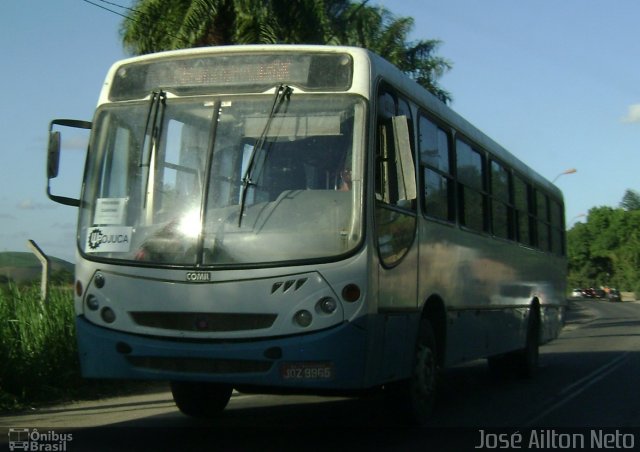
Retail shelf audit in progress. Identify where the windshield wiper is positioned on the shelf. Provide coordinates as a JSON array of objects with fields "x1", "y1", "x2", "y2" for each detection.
[
  {"x1": 237, "y1": 84, "x2": 292, "y2": 227},
  {"x1": 140, "y1": 90, "x2": 167, "y2": 220}
]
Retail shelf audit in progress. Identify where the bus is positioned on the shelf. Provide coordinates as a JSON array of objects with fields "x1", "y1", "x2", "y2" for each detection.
[{"x1": 46, "y1": 45, "x2": 566, "y2": 425}]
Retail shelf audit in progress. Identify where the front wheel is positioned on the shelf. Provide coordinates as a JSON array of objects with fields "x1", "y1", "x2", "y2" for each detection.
[
  {"x1": 387, "y1": 319, "x2": 439, "y2": 426},
  {"x1": 170, "y1": 381, "x2": 233, "y2": 418}
]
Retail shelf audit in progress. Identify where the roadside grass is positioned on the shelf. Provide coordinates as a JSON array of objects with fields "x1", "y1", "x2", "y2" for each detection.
[{"x1": 0, "y1": 284, "x2": 149, "y2": 412}]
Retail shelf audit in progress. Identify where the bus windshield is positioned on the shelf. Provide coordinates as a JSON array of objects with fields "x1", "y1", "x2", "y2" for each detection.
[{"x1": 80, "y1": 93, "x2": 365, "y2": 266}]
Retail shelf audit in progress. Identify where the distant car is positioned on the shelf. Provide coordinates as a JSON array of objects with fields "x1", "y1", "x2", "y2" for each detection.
[
  {"x1": 582, "y1": 288, "x2": 596, "y2": 298},
  {"x1": 570, "y1": 288, "x2": 584, "y2": 298},
  {"x1": 593, "y1": 289, "x2": 606, "y2": 299},
  {"x1": 607, "y1": 289, "x2": 621, "y2": 302}
]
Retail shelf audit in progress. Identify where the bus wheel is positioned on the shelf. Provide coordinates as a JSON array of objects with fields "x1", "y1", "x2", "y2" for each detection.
[
  {"x1": 516, "y1": 305, "x2": 540, "y2": 378},
  {"x1": 170, "y1": 381, "x2": 233, "y2": 418},
  {"x1": 388, "y1": 319, "x2": 438, "y2": 426}
]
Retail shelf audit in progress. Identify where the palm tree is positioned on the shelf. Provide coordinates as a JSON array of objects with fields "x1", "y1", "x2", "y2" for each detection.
[
  {"x1": 333, "y1": 3, "x2": 451, "y2": 101},
  {"x1": 121, "y1": 0, "x2": 236, "y2": 52},
  {"x1": 121, "y1": 0, "x2": 451, "y2": 102}
]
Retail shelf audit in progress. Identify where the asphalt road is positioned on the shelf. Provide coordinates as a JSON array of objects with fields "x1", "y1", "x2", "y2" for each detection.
[{"x1": 2, "y1": 299, "x2": 640, "y2": 451}]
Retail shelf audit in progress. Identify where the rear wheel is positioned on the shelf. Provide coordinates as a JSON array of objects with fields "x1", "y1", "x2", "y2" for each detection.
[
  {"x1": 516, "y1": 305, "x2": 540, "y2": 378},
  {"x1": 170, "y1": 381, "x2": 233, "y2": 418}
]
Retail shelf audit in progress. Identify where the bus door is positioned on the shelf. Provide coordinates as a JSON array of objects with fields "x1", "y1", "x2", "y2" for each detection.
[{"x1": 373, "y1": 87, "x2": 419, "y2": 382}]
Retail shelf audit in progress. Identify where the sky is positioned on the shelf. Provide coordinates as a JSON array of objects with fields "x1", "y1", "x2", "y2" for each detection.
[{"x1": 1, "y1": 0, "x2": 639, "y2": 263}]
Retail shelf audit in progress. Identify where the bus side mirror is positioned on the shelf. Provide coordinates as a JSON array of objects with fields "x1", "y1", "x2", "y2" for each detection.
[
  {"x1": 47, "y1": 131, "x2": 61, "y2": 179},
  {"x1": 46, "y1": 119, "x2": 92, "y2": 207}
]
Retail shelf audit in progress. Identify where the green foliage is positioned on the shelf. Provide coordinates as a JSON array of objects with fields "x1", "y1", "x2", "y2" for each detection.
[
  {"x1": 0, "y1": 284, "x2": 80, "y2": 409},
  {"x1": 620, "y1": 189, "x2": 640, "y2": 211},
  {"x1": 120, "y1": 0, "x2": 452, "y2": 102},
  {"x1": 0, "y1": 284, "x2": 153, "y2": 411},
  {"x1": 567, "y1": 205, "x2": 640, "y2": 293}
]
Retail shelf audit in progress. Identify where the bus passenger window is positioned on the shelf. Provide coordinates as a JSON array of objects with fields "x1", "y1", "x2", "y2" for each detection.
[
  {"x1": 424, "y1": 169, "x2": 451, "y2": 220},
  {"x1": 536, "y1": 190, "x2": 551, "y2": 251},
  {"x1": 490, "y1": 160, "x2": 512, "y2": 239},
  {"x1": 419, "y1": 113, "x2": 453, "y2": 222},
  {"x1": 513, "y1": 175, "x2": 531, "y2": 245},
  {"x1": 456, "y1": 140, "x2": 486, "y2": 231}
]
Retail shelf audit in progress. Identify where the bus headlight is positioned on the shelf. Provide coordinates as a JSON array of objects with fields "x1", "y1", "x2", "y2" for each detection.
[
  {"x1": 317, "y1": 297, "x2": 338, "y2": 314},
  {"x1": 294, "y1": 310, "x2": 312, "y2": 327},
  {"x1": 94, "y1": 273, "x2": 105, "y2": 288},
  {"x1": 86, "y1": 294, "x2": 100, "y2": 311}
]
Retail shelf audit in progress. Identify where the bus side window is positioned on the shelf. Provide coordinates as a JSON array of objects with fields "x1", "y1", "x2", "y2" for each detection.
[
  {"x1": 419, "y1": 113, "x2": 454, "y2": 222},
  {"x1": 536, "y1": 190, "x2": 551, "y2": 251},
  {"x1": 490, "y1": 160, "x2": 512, "y2": 239},
  {"x1": 376, "y1": 91, "x2": 396, "y2": 203},
  {"x1": 513, "y1": 175, "x2": 531, "y2": 245},
  {"x1": 375, "y1": 91, "x2": 416, "y2": 209},
  {"x1": 374, "y1": 86, "x2": 417, "y2": 267},
  {"x1": 456, "y1": 139, "x2": 486, "y2": 232}
]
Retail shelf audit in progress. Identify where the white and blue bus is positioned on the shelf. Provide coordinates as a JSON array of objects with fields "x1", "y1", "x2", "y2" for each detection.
[{"x1": 47, "y1": 45, "x2": 566, "y2": 424}]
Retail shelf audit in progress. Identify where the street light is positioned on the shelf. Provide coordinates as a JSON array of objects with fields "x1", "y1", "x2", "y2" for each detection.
[
  {"x1": 568, "y1": 213, "x2": 586, "y2": 228},
  {"x1": 552, "y1": 168, "x2": 577, "y2": 183}
]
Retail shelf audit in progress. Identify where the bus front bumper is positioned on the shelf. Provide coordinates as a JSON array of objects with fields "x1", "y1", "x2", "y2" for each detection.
[{"x1": 75, "y1": 316, "x2": 368, "y2": 390}]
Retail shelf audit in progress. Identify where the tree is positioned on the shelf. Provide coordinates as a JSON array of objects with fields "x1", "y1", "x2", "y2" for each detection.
[
  {"x1": 620, "y1": 189, "x2": 640, "y2": 211},
  {"x1": 331, "y1": 2, "x2": 452, "y2": 102},
  {"x1": 567, "y1": 204, "x2": 640, "y2": 294},
  {"x1": 120, "y1": 0, "x2": 452, "y2": 102}
]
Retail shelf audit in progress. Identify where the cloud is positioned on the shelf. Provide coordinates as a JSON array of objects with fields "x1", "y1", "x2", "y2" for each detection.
[
  {"x1": 621, "y1": 104, "x2": 640, "y2": 123},
  {"x1": 32, "y1": 132, "x2": 89, "y2": 153},
  {"x1": 17, "y1": 199, "x2": 56, "y2": 210}
]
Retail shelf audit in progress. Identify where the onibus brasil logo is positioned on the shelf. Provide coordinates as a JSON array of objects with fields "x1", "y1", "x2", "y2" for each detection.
[{"x1": 7, "y1": 428, "x2": 73, "y2": 451}]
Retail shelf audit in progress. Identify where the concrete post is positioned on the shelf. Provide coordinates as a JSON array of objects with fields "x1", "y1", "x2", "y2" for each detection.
[{"x1": 26, "y1": 240, "x2": 50, "y2": 304}]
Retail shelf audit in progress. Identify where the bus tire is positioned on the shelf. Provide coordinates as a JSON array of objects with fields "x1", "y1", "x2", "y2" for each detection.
[
  {"x1": 388, "y1": 319, "x2": 439, "y2": 426},
  {"x1": 170, "y1": 381, "x2": 233, "y2": 418},
  {"x1": 515, "y1": 305, "x2": 540, "y2": 378}
]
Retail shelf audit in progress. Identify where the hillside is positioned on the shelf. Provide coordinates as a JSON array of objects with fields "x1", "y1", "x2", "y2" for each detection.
[{"x1": 0, "y1": 252, "x2": 74, "y2": 284}]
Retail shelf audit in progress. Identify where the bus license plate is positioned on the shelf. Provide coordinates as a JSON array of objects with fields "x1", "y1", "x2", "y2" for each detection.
[{"x1": 280, "y1": 362, "x2": 334, "y2": 380}]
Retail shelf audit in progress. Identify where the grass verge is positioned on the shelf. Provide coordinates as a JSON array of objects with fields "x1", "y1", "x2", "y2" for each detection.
[{"x1": 0, "y1": 284, "x2": 149, "y2": 412}]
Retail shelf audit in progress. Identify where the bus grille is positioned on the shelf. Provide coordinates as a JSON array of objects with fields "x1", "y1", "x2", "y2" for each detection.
[
  {"x1": 129, "y1": 312, "x2": 277, "y2": 332},
  {"x1": 127, "y1": 356, "x2": 273, "y2": 374}
]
